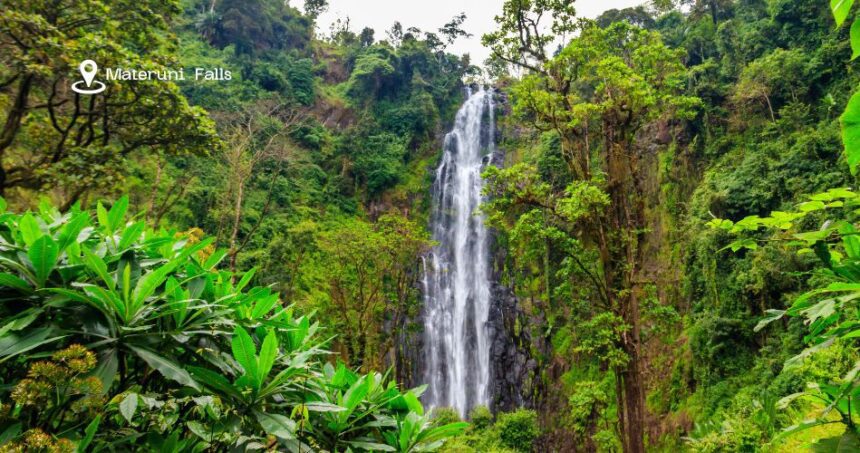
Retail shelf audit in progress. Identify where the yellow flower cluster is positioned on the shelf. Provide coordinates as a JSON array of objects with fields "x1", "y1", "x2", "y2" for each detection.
[
  {"x1": 0, "y1": 429, "x2": 75, "y2": 453},
  {"x1": 10, "y1": 345, "x2": 103, "y2": 412}
]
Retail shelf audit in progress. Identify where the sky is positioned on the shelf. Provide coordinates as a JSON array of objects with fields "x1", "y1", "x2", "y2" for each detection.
[{"x1": 303, "y1": 0, "x2": 647, "y2": 63}]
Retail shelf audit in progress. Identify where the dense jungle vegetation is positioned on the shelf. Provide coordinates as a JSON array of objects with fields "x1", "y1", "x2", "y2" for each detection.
[{"x1": 2, "y1": 0, "x2": 860, "y2": 451}]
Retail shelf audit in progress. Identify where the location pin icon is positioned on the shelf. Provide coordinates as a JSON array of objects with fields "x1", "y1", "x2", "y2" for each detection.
[{"x1": 79, "y1": 60, "x2": 97, "y2": 87}]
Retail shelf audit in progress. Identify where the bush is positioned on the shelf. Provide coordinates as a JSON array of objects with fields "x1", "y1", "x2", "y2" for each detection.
[
  {"x1": 0, "y1": 197, "x2": 466, "y2": 451},
  {"x1": 433, "y1": 407, "x2": 463, "y2": 426},
  {"x1": 469, "y1": 405, "x2": 493, "y2": 430},
  {"x1": 495, "y1": 409, "x2": 539, "y2": 452}
]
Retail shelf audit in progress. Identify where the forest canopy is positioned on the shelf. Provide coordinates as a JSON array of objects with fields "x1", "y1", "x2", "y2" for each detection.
[{"x1": 2, "y1": 0, "x2": 860, "y2": 451}]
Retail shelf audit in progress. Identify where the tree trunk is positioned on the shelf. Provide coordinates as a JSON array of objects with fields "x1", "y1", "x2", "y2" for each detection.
[
  {"x1": 604, "y1": 136, "x2": 648, "y2": 453},
  {"x1": 620, "y1": 327, "x2": 646, "y2": 453},
  {"x1": 0, "y1": 74, "x2": 33, "y2": 153},
  {"x1": 228, "y1": 180, "x2": 245, "y2": 275},
  {"x1": 0, "y1": 74, "x2": 35, "y2": 193}
]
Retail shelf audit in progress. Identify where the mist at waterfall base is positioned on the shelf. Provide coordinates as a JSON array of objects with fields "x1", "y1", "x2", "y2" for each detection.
[{"x1": 421, "y1": 88, "x2": 496, "y2": 418}]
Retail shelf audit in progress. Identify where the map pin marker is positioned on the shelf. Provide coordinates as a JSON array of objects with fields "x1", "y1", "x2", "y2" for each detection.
[{"x1": 79, "y1": 60, "x2": 97, "y2": 87}]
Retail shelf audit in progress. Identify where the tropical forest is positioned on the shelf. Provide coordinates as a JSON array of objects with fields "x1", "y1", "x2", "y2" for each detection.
[{"x1": 2, "y1": 0, "x2": 860, "y2": 451}]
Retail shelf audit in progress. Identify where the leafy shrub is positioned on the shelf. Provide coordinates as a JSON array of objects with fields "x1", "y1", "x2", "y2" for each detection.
[
  {"x1": 494, "y1": 410, "x2": 539, "y2": 452},
  {"x1": 0, "y1": 197, "x2": 466, "y2": 451},
  {"x1": 469, "y1": 405, "x2": 493, "y2": 430},
  {"x1": 433, "y1": 407, "x2": 463, "y2": 426}
]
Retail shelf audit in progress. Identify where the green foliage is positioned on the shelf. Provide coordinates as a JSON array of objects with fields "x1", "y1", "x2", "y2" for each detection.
[
  {"x1": 468, "y1": 406, "x2": 493, "y2": 430},
  {"x1": 440, "y1": 408, "x2": 535, "y2": 453},
  {"x1": 493, "y1": 410, "x2": 540, "y2": 452},
  {"x1": 0, "y1": 0, "x2": 221, "y2": 201},
  {"x1": 347, "y1": 46, "x2": 398, "y2": 102},
  {"x1": 349, "y1": 133, "x2": 408, "y2": 195},
  {"x1": 696, "y1": 2, "x2": 860, "y2": 448},
  {"x1": 302, "y1": 214, "x2": 431, "y2": 370},
  {"x1": 0, "y1": 198, "x2": 465, "y2": 451},
  {"x1": 203, "y1": 0, "x2": 312, "y2": 55}
]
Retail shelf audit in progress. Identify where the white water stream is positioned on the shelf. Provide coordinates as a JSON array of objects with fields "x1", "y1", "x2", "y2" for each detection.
[{"x1": 422, "y1": 88, "x2": 495, "y2": 417}]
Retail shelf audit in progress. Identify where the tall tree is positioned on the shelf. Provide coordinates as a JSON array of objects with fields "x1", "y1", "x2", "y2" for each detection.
[
  {"x1": 438, "y1": 12, "x2": 473, "y2": 45},
  {"x1": 304, "y1": 0, "x2": 329, "y2": 19},
  {"x1": 484, "y1": 12, "x2": 699, "y2": 451},
  {"x1": 0, "y1": 0, "x2": 219, "y2": 206},
  {"x1": 482, "y1": 0, "x2": 577, "y2": 73},
  {"x1": 212, "y1": 100, "x2": 306, "y2": 274},
  {"x1": 311, "y1": 214, "x2": 430, "y2": 374}
]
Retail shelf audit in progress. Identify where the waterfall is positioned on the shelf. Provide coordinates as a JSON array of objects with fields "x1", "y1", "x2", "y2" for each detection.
[{"x1": 422, "y1": 87, "x2": 495, "y2": 417}]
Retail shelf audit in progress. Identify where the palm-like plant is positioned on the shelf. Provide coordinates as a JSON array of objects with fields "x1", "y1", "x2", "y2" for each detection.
[{"x1": 0, "y1": 197, "x2": 467, "y2": 451}]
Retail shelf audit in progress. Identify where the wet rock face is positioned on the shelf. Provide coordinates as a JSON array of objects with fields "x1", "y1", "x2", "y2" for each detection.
[
  {"x1": 487, "y1": 282, "x2": 535, "y2": 412},
  {"x1": 485, "y1": 92, "x2": 537, "y2": 413}
]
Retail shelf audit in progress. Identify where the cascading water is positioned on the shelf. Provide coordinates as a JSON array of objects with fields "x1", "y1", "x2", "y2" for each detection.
[{"x1": 422, "y1": 87, "x2": 495, "y2": 417}]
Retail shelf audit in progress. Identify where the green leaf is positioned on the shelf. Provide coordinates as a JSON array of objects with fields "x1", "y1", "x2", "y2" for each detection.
[
  {"x1": 0, "y1": 328, "x2": 64, "y2": 362},
  {"x1": 341, "y1": 376, "x2": 370, "y2": 422},
  {"x1": 82, "y1": 248, "x2": 115, "y2": 290},
  {"x1": 833, "y1": 0, "x2": 856, "y2": 27},
  {"x1": 801, "y1": 299, "x2": 837, "y2": 324},
  {"x1": 0, "y1": 422, "x2": 21, "y2": 445},
  {"x1": 120, "y1": 393, "x2": 138, "y2": 423},
  {"x1": 93, "y1": 349, "x2": 118, "y2": 394},
  {"x1": 131, "y1": 261, "x2": 177, "y2": 310},
  {"x1": 798, "y1": 201, "x2": 827, "y2": 212},
  {"x1": 811, "y1": 431, "x2": 860, "y2": 452},
  {"x1": 231, "y1": 327, "x2": 259, "y2": 388},
  {"x1": 250, "y1": 294, "x2": 279, "y2": 319},
  {"x1": 0, "y1": 309, "x2": 41, "y2": 337},
  {"x1": 97, "y1": 202, "x2": 110, "y2": 233},
  {"x1": 724, "y1": 238, "x2": 758, "y2": 252},
  {"x1": 236, "y1": 267, "x2": 257, "y2": 292},
  {"x1": 840, "y1": 91, "x2": 860, "y2": 174},
  {"x1": 107, "y1": 196, "x2": 129, "y2": 232},
  {"x1": 794, "y1": 230, "x2": 831, "y2": 246},
  {"x1": 127, "y1": 345, "x2": 201, "y2": 391},
  {"x1": 118, "y1": 221, "x2": 145, "y2": 250},
  {"x1": 0, "y1": 272, "x2": 33, "y2": 293},
  {"x1": 754, "y1": 309, "x2": 786, "y2": 332},
  {"x1": 346, "y1": 441, "x2": 396, "y2": 451},
  {"x1": 838, "y1": 430, "x2": 860, "y2": 452},
  {"x1": 254, "y1": 411, "x2": 296, "y2": 440},
  {"x1": 202, "y1": 248, "x2": 227, "y2": 270},
  {"x1": 302, "y1": 402, "x2": 346, "y2": 412},
  {"x1": 130, "y1": 239, "x2": 213, "y2": 309},
  {"x1": 57, "y1": 212, "x2": 89, "y2": 252},
  {"x1": 19, "y1": 213, "x2": 42, "y2": 246},
  {"x1": 418, "y1": 421, "x2": 469, "y2": 444},
  {"x1": 188, "y1": 366, "x2": 243, "y2": 400},
  {"x1": 402, "y1": 391, "x2": 424, "y2": 416},
  {"x1": 851, "y1": 18, "x2": 860, "y2": 60},
  {"x1": 257, "y1": 329, "x2": 278, "y2": 388},
  {"x1": 28, "y1": 235, "x2": 59, "y2": 287}
]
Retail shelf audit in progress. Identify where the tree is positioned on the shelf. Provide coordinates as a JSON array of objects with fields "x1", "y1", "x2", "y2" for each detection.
[
  {"x1": 360, "y1": 27, "x2": 376, "y2": 47},
  {"x1": 0, "y1": 0, "x2": 220, "y2": 206},
  {"x1": 345, "y1": 46, "x2": 398, "y2": 103},
  {"x1": 483, "y1": 18, "x2": 699, "y2": 452},
  {"x1": 387, "y1": 22, "x2": 405, "y2": 47},
  {"x1": 213, "y1": 100, "x2": 306, "y2": 274},
  {"x1": 312, "y1": 214, "x2": 430, "y2": 374},
  {"x1": 481, "y1": 0, "x2": 577, "y2": 73},
  {"x1": 304, "y1": 0, "x2": 329, "y2": 19},
  {"x1": 438, "y1": 12, "x2": 473, "y2": 45},
  {"x1": 596, "y1": 7, "x2": 656, "y2": 29},
  {"x1": 210, "y1": 0, "x2": 313, "y2": 54},
  {"x1": 732, "y1": 49, "x2": 808, "y2": 122}
]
